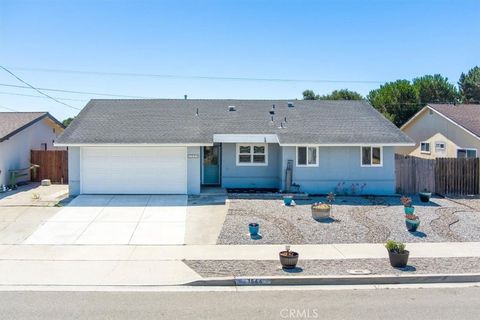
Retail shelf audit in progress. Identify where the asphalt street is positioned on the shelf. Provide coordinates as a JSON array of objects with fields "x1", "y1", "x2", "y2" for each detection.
[{"x1": 1, "y1": 286, "x2": 479, "y2": 320}]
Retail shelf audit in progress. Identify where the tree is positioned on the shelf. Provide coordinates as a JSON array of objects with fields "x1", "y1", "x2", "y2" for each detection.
[
  {"x1": 302, "y1": 89, "x2": 363, "y2": 100},
  {"x1": 62, "y1": 117, "x2": 75, "y2": 127},
  {"x1": 367, "y1": 80, "x2": 420, "y2": 127},
  {"x1": 459, "y1": 66, "x2": 480, "y2": 103},
  {"x1": 302, "y1": 90, "x2": 319, "y2": 100},
  {"x1": 413, "y1": 74, "x2": 458, "y2": 104}
]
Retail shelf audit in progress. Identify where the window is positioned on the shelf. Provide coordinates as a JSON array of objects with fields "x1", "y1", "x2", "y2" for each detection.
[
  {"x1": 435, "y1": 141, "x2": 446, "y2": 151},
  {"x1": 457, "y1": 148, "x2": 477, "y2": 159},
  {"x1": 236, "y1": 144, "x2": 267, "y2": 165},
  {"x1": 420, "y1": 142, "x2": 430, "y2": 154},
  {"x1": 296, "y1": 146, "x2": 318, "y2": 167},
  {"x1": 40, "y1": 143, "x2": 47, "y2": 151},
  {"x1": 361, "y1": 146, "x2": 382, "y2": 167}
]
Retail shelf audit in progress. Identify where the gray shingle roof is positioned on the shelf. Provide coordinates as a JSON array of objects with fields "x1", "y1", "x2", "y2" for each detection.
[
  {"x1": 0, "y1": 112, "x2": 50, "y2": 142},
  {"x1": 428, "y1": 104, "x2": 480, "y2": 138},
  {"x1": 57, "y1": 99, "x2": 413, "y2": 145}
]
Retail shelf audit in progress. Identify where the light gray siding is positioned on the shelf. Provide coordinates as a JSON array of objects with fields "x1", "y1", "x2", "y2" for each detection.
[
  {"x1": 221, "y1": 143, "x2": 281, "y2": 189},
  {"x1": 187, "y1": 146, "x2": 201, "y2": 195},
  {"x1": 280, "y1": 146, "x2": 396, "y2": 195},
  {"x1": 68, "y1": 146, "x2": 80, "y2": 196}
]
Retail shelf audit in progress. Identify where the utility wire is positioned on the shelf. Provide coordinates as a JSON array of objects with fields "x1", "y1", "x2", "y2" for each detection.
[
  {"x1": 6, "y1": 66, "x2": 385, "y2": 84},
  {"x1": 0, "y1": 83, "x2": 155, "y2": 99},
  {"x1": 0, "y1": 105, "x2": 19, "y2": 112},
  {"x1": 0, "y1": 91, "x2": 87, "y2": 102},
  {"x1": 0, "y1": 66, "x2": 81, "y2": 110}
]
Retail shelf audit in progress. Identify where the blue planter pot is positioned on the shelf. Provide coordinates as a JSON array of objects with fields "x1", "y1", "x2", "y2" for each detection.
[
  {"x1": 419, "y1": 192, "x2": 432, "y2": 203},
  {"x1": 248, "y1": 223, "x2": 259, "y2": 236},
  {"x1": 404, "y1": 206, "x2": 415, "y2": 215},
  {"x1": 283, "y1": 196, "x2": 293, "y2": 206},
  {"x1": 405, "y1": 219, "x2": 420, "y2": 232}
]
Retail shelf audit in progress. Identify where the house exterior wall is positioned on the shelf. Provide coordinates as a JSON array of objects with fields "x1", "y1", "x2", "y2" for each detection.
[
  {"x1": 68, "y1": 147, "x2": 81, "y2": 196},
  {"x1": 0, "y1": 119, "x2": 63, "y2": 186},
  {"x1": 397, "y1": 108, "x2": 480, "y2": 159},
  {"x1": 221, "y1": 143, "x2": 281, "y2": 189},
  {"x1": 280, "y1": 146, "x2": 396, "y2": 195},
  {"x1": 187, "y1": 146, "x2": 201, "y2": 195}
]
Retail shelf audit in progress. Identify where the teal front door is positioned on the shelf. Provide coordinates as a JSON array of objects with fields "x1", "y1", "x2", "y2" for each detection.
[{"x1": 203, "y1": 146, "x2": 220, "y2": 185}]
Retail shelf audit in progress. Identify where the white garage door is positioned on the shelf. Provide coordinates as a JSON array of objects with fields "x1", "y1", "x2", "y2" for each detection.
[{"x1": 81, "y1": 147, "x2": 187, "y2": 194}]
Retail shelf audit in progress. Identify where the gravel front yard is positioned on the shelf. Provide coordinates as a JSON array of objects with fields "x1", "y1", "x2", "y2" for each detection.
[
  {"x1": 185, "y1": 257, "x2": 480, "y2": 278},
  {"x1": 217, "y1": 195, "x2": 480, "y2": 244}
]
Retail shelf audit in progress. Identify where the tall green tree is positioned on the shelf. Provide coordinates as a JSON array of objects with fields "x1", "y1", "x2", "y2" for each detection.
[
  {"x1": 367, "y1": 80, "x2": 420, "y2": 127},
  {"x1": 62, "y1": 117, "x2": 75, "y2": 127},
  {"x1": 413, "y1": 74, "x2": 458, "y2": 104},
  {"x1": 302, "y1": 89, "x2": 363, "y2": 100},
  {"x1": 459, "y1": 66, "x2": 480, "y2": 103}
]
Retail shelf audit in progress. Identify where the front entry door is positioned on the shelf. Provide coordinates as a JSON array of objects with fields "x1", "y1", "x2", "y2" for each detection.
[{"x1": 203, "y1": 146, "x2": 220, "y2": 185}]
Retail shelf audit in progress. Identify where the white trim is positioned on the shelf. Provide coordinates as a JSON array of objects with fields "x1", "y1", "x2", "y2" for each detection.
[
  {"x1": 295, "y1": 146, "x2": 319, "y2": 167},
  {"x1": 401, "y1": 105, "x2": 480, "y2": 142},
  {"x1": 213, "y1": 134, "x2": 279, "y2": 143},
  {"x1": 54, "y1": 143, "x2": 211, "y2": 147},
  {"x1": 360, "y1": 146, "x2": 383, "y2": 167},
  {"x1": 279, "y1": 142, "x2": 415, "y2": 147},
  {"x1": 420, "y1": 141, "x2": 431, "y2": 154},
  {"x1": 236, "y1": 143, "x2": 268, "y2": 166}
]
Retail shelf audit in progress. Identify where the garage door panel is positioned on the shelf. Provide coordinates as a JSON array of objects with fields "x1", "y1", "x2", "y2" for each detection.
[{"x1": 81, "y1": 147, "x2": 187, "y2": 194}]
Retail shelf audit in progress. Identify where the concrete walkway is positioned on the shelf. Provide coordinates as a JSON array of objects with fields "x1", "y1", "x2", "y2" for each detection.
[{"x1": 0, "y1": 242, "x2": 479, "y2": 287}]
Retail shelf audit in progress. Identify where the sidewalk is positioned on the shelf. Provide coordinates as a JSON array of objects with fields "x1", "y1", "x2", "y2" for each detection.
[{"x1": 0, "y1": 242, "x2": 480, "y2": 287}]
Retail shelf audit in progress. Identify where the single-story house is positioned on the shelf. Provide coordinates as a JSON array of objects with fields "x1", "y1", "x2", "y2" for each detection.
[
  {"x1": 397, "y1": 103, "x2": 480, "y2": 159},
  {"x1": 0, "y1": 112, "x2": 65, "y2": 186},
  {"x1": 56, "y1": 99, "x2": 414, "y2": 196}
]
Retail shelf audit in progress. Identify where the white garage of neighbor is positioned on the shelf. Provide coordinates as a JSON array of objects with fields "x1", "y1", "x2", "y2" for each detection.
[{"x1": 80, "y1": 147, "x2": 187, "y2": 194}]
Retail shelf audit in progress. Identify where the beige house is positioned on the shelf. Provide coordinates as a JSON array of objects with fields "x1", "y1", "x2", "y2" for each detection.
[{"x1": 397, "y1": 104, "x2": 480, "y2": 159}]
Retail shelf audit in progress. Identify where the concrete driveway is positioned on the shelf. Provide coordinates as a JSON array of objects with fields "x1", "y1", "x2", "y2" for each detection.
[{"x1": 24, "y1": 195, "x2": 188, "y2": 245}]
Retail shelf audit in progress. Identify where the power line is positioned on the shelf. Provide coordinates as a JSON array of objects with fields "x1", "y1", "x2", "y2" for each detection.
[
  {"x1": 0, "y1": 105, "x2": 19, "y2": 112},
  {"x1": 0, "y1": 91, "x2": 87, "y2": 102},
  {"x1": 0, "y1": 83, "x2": 155, "y2": 99},
  {"x1": 6, "y1": 66, "x2": 385, "y2": 84},
  {"x1": 0, "y1": 66, "x2": 81, "y2": 110}
]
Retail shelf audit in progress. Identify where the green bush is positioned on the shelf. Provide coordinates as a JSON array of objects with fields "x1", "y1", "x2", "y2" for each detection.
[{"x1": 385, "y1": 240, "x2": 406, "y2": 253}]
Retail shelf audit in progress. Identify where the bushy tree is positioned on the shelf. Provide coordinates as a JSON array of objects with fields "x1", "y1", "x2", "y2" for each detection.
[
  {"x1": 302, "y1": 89, "x2": 363, "y2": 100},
  {"x1": 413, "y1": 74, "x2": 458, "y2": 104},
  {"x1": 459, "y1": 66, "x2": 480, "y2": 103},
  {"x1": 367, "y1": 80, "x2": 420, "y2": 127},
  {"x1": 62, "y1": 117, "x2": 75, "y2": 127}
]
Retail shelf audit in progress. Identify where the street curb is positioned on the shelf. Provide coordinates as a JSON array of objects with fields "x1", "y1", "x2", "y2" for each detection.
[{"x1": 186, "y1": 273, "x2": 480, "y2": 286}]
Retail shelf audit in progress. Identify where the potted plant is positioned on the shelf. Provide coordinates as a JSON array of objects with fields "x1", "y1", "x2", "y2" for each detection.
[
  {"x1": 248, "y1": 223, "x2": 259, "y2": 236},
  {"x1": 400, "y1": 196, "x2": 415, "y2": 215},
  {"x1": 385, "y1": 240, "x2": 409, "y2": 268},
  {"x1": 311, "y1": 203, "x2": 330, "y2": 220},
  {"x1": 283, "y1": 195, "x2": 293, "y2": 206},
  {"x1": 405, "y1": 214, "x2": 420, "y2": 232},
  {"x1": 279, "y1": 245, "x2": 299, "y2": 269},
  {"x1": 419, "y1": 189, "x2": 432, "y2": 203}
]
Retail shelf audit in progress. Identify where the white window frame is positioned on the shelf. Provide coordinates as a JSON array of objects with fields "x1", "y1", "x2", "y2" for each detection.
[
  {"x1": 360, "y1": 146, "x2": 383, "y2": 167},
  {"x1": 420, "y1": 141, "x2": 431, "y2": 154},
  {"x1": 296, "y1": 146, "x2": 319, "y2": 167},
  {"x1": 457, "y1": 148, "x2": 477, "y2": 159},
  {"x1": 435, "y1": 141, "x2": 446, "y2": 151},
  {"x1": 236, "y1": 143, "x2": 268, "y2": 166}
]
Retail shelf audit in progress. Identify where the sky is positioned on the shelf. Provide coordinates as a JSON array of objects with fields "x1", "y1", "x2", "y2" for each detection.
[{"x1": 0, "y1": 0, "x2": 479, "y2": 121}]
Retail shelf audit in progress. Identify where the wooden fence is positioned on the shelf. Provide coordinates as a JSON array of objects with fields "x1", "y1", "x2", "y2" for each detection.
[
  {"x1": 395, "y1": 154, "x2": 479, "y2": 195},
  {"x1": 30, "y1": 150, "x2": 68, "y2": 184}
]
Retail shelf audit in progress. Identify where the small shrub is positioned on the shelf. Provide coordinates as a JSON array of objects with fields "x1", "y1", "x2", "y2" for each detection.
[{"x1": 385, "y1": 240, "x2": 406, "y2": 254}]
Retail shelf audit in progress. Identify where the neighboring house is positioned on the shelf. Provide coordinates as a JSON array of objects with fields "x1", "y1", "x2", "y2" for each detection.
[
  {"x1": 0, "y1": 112, "x2": 65, "y2": 186},
  {"x1": 56, "y1": 99, "x2": 413, "y2": 196},
  {"x1": 397, "y1": 104, "x2": 480, "y2": 159}
]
